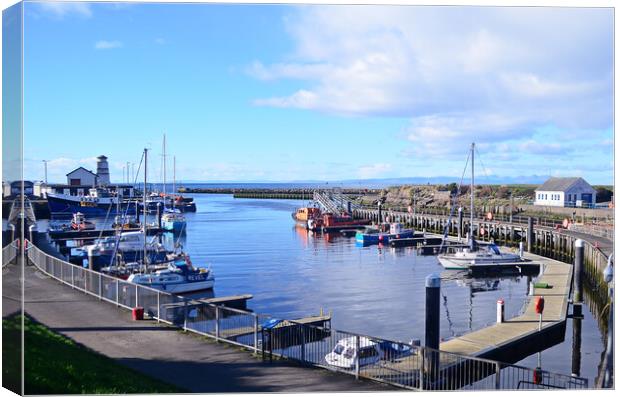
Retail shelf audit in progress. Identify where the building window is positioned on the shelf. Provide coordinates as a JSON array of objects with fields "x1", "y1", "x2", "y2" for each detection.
[{"x1": 70, "y1": 178, "x2": 81, "y2": 186}]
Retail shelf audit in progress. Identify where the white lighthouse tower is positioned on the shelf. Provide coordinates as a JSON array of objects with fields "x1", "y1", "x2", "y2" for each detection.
[{"x1": 96, "y1": 155, "x2": 111, "y2": 186}]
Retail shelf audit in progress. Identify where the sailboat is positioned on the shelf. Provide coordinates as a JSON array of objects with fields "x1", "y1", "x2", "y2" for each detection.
[
  {"x1": 126, "y1": 147, "x2": 212, "y2": 293},
  {"x1": 437, "y1": 143, "x2": 522, "y2": 270},
  {"x1": 162, "y1": 155, "x2": 187, "y2": 233}
]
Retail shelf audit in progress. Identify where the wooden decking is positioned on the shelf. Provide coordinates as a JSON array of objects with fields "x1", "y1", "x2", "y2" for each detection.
[{"x1": 440, "y1": 252, "x2": 572, "y2": 360}]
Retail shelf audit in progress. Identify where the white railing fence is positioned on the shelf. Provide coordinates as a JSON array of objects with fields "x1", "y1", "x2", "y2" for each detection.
[{"x1": 25, "y1": 240, "x2": 588, "y2": 391}]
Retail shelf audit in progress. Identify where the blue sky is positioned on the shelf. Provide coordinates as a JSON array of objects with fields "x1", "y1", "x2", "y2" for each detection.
[{"x1": 21, "y1": 2, "x2": 613, "y2": 184}]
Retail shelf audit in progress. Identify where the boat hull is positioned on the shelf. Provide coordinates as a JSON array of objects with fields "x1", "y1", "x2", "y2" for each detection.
[
  {"x1": 438, "y1": 253, "x2": 523, "y2": 270},
  {"x1": 162, "y1": 220, "x2": 186, "y2": 233},
  {"x1": 138, "y1": 278, "x2": 214, "y2": 293},
  {"x1": 355, "y1": 229, "x2": 415, "y2": 245},
  {"x1": 47, "y1": 194, "x2": 137, "y2": 217}
]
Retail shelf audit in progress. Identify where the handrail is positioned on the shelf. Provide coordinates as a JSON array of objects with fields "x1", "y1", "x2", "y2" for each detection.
[{"x1": 24, "y1": 239, "x2": 588, "y2": 391}]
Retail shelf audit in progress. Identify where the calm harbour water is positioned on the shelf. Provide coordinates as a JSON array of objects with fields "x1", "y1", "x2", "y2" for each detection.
[
  {"x1": 174, "y1": 194, "x2": 606, "y2": 383},
  {"x1": 43, "y1": 193, "x2": 606, "y2": 384}
]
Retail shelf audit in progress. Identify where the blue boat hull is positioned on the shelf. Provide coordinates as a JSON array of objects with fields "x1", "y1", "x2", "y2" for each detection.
[
  {"x1": 355, "y1": 230, "x2": 415, "y2": 246},
  {"x1": 162, "y1": 220, "x2": 186, "y2": 233},
  {"x1": 47, "y1": 195, "x2": 137, "y2": 217}
]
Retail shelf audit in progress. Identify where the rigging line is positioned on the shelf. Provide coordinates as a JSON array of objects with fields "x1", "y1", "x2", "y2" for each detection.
[
  {"x1": 439, "y1": 147, "x2": 471, "y2": 252},
  {"x1": 474, "y1": 145, "x2": 491, "y2": 180},
  {"x1": 120, "y1": 152, "x2": 145, "y2": 221}
]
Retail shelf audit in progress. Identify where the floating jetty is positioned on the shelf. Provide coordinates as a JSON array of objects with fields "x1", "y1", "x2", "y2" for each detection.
[{"x1": 49, "y1": 226, "x2": 163, "y2": 241}]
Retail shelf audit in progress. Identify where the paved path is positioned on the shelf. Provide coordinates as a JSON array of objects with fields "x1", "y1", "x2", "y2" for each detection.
[{"x1": 2, "y1": 263, "x2": 394, "y2": 393}]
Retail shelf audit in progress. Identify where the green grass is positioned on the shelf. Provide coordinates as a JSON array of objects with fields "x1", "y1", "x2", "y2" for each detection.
[{"x1": 2, "y1": 315, "x2": 185, "y2": 394}]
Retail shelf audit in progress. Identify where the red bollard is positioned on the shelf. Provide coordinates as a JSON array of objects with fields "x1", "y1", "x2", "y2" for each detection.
[{"x1": 132, "y1": 307, "x2": 144, "y2": 321}]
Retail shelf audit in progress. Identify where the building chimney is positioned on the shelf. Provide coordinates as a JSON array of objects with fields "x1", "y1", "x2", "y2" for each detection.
[{"x1": 96, "y1": 155, "x2": 110, "y2": 185}]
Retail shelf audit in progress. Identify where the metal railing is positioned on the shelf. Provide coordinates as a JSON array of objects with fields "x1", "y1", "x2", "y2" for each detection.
[
  {"x1": 26, "y1": 241, "x2": 588, "y2": 390},
  {"x1": 2, "y1": 240, "x2": 18, "y2": 268}
]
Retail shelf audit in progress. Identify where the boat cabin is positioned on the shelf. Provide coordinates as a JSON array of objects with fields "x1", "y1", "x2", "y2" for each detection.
[
  {"x1": 325, "y1": 337, "x2": 381, "y2": 369},
  {"x1": 294, "y1": 207, "x2": 321, "y2": 221}
]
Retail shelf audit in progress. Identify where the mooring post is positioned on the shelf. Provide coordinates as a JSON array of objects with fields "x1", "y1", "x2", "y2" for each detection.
[
  {"x1": 425, "y1": 274, "x2": 440, "y2": 386},
  {"x1": 573, "y1": 239, "x2": 584, "y2": 317},
  {"x1": 571, "y1": 312, "x2": 582, "y2": 377},
  {"x1": 496, "y1": 299, "x2": 505, "y2": 323},
  {"x1": 527, "y1": 217, "x2": 534, "y2": 253}
]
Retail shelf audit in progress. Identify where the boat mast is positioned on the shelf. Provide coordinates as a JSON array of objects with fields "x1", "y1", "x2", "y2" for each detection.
[
  {"x1": 162, "y1": 133, "x2": 167, "y2": 200},
  {"x1": 143, "y1": 148, "x2": 148, "y2": 273},
  {"x1": 173, "y1": 155, "x2": 176, "y2": 210},
  {"x1": 470, "y1": 142, "x2": 475, "y2": 251}
]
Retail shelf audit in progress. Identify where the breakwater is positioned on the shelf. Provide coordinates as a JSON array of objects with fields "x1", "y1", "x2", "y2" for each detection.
[{"x1": 178, "y1": 187, "x2": 379, "y2": 198}]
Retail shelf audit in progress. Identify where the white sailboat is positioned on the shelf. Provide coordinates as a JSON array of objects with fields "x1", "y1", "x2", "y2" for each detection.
[{"x1": 437, "y1": 143, "x2": 522, "y2": 270}]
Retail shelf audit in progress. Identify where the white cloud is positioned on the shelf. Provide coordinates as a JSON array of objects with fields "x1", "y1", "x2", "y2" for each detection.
[
  {"x1": 250, "y1": 6, "x2": 613, "y2": 144},
  {"x1": 37, "y1": 2, "x2": 93, "y2": 19},
  {"x1": 95, "y1": 40, "x2": 123, "y2": 50}
]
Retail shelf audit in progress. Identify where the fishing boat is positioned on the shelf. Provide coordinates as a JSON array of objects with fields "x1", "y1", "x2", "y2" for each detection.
[
  {"x1": 127, "y1": 253, "x2": 214, "y2": 293},
  {"x1": 162, "y1": 209, "x2": 186, "y2": 233},
  {"x1": 437, "y1": 143, "x2": 523, "y2": 270},
  {"x1": 355, "y1": 223, "x2": 414, "y2": 245},
  {"x1": 292, "y1": 206, "x2": 322, "y2": 223},
  {"x1": 70, "y1": 212, "x2": 95, "y2": 231},
  {"x1": 47, "y1": 187, "x2": 138, "y2": 217},
  {"x1": 307, "y1": 213, "x2": 370, "y2": 232}
]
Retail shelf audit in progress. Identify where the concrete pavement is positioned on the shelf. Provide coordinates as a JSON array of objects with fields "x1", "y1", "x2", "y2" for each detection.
[{"x1": 2, "y1": 262, "x2": 395, "y2": 393}]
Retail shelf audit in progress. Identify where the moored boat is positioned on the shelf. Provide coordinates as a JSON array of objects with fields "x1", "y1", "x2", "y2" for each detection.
[
  {"x1": 307, "y1": 213, "x2": 370, "y2": 232},
  {"x1": 292, "y1": 206, "x2": 321, "y2": 223},
  {"x1": 70, "y1": 212, "x2": 95, "y2": 231},
  {"x1": 438, "y1": 244, "x2": 522, "y2": 270},
  {"x1": 355, "y1": 223, "x2": 414, "y2": 245},
  {"x1": 437, "y1": 143, "x2": 526, "y2": 271},
  {"x1": 162, "y1": 209, "x2": 187, "y2": 233},
  {"x1": 127, "y1": 253, "x2": 214, "y2": 293},
  {"x1": 47, "y1": 188, "x2": 138, "y2": 217}
]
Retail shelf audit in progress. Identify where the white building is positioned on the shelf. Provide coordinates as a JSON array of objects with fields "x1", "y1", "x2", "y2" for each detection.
[
  {"x1": 66, "y1": 167, "x2": 98, "y2": 186},
  {"x1": 534, "y1": 177, "x2": 597, "y2": 208}
]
